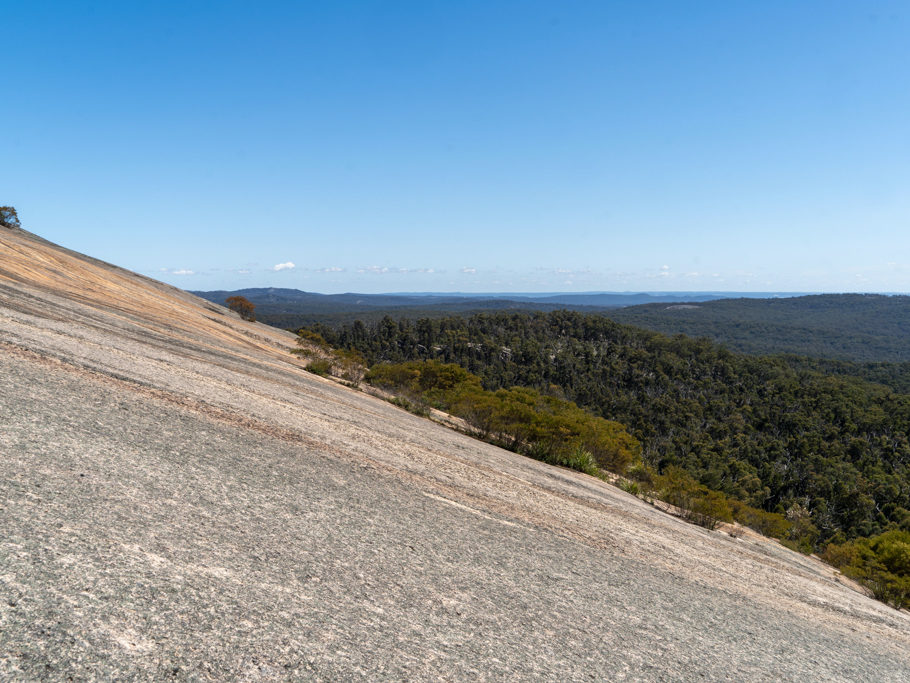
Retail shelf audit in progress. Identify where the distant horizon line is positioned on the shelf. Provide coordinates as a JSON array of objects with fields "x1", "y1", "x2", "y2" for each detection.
[{"x1": 189, "y1": 287, "x2": 910, "y2": 298}]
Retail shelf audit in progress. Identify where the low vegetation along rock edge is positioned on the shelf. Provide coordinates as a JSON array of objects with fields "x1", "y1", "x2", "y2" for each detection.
[{"x1": 293, "y1": 329, "x2": 909, "y2": 611}]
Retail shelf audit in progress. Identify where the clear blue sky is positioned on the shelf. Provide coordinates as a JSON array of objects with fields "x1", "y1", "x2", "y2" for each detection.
[{"x1": 3, "y1": 1, "x2": 908, "y2": 293}]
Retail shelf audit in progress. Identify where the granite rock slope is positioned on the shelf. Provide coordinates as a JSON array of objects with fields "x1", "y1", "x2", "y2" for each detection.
[{"x1": 2, "y1": 225, "x2": 909, "y2": 681}]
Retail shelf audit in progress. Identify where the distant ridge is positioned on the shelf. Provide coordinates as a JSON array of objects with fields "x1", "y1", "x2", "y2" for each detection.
[
  {"x1": 194, "y1": 287, "x2": 810, "y2": 309},
  {"x1": 191, "y1": 287, "x2": 809, "y2": 328},
  {"x1": 195, "y1": 288, "x2": 910, "y2": 365},
  {"x1": 606, "y1": 293, "x2": 910, "y2": 363}
]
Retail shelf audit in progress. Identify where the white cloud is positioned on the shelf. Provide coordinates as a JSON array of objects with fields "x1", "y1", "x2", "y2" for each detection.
[
  {"x1": 358, "y1": 265, "x2": 390, "y2": 274},
  {"x1": 661, "y1": 264, "x2": 670, "y2": 271},
  {"x1": 396, "y1": 267, "x2": 437, "y2": 274},
  {"x1": 461, "y1": 267, "x2": 477, "y2": 274},
  {"x1": 273, "y1": 262, "x2": 295, "y2": 272},
  {"x1": 317, "y1": 266, "x2": 344, "y2": 273},
  {"x1": 237, "y1": 268, "x2": 251, "y2": 275},
  {"x1": 171, "y1": 269, "x2": 195, "y2": 276}
]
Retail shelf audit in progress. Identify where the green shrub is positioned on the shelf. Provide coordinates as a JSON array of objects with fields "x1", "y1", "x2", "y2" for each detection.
[
  {"x1": 553, "y1": 446, "x2": 601, "y2": 477},
  {"x1": 366, "y1": 360, "x2": 642, "y2": 476},
  {"x1": 729, "y1": 499, "x2": 791, "y2": 539},
  {"x1": 627, "y1": 464, "x2": 656, "y2": 489},
  {"x1": 521, "y1": 443, "x2": 602, "y2": 477},
  {"x1": 366, "y1": 362, "x2": 424, "y2": 392},
  {"x1": 783, "y1": 503, "x2": 820, "y2": 554},
  {"x1": 296, "y1": 329, "x2": 332, "y2": 350},
  {"x1": 389, "y1": 396, "x2": 430, "y2": 417},
  {"x1": 305, "y1": 359, "x2": 333, "y2": 376},
  {"x1": 688, "y1": 490, "x2": 733, "y2": 530},
  {"x1": 619, "y1": 480, "x2": 640, "y2": 496},
  {"x1": 823, "y1": 530, "x2": 910, "y2": 609},
  {"x1": 295, "y1": 333, "x2": 366, "y2": 384},
  {"x1": 332, "y1": 348, "x2": 367, "y2": 384},
  {"x1": 656, "y1": 466, "x2": 733, "y2": 530},
  {"x1": 657, "y1": 466, "x2": 699, "y2": 513},
  {"x1": 522, "y1": 441, "x2": 552, "y2": 463}
]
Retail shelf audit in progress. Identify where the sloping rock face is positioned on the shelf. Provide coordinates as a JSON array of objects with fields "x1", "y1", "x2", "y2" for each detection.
[{"x1": 1, "y1": 226, "x2": 909, "y2": 681}]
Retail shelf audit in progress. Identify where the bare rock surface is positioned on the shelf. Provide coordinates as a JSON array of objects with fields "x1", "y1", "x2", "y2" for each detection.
[{"x1": 1, "y1": 225, "x2": 909, "y2": 681}]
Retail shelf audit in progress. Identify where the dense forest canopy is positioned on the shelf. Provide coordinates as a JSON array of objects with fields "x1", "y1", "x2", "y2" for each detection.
[
  {"x1": 366, "y1": 359, "x2": 642, "y2": 475},
  {"x1": 202, "y1": 291, "x2": 910, "y2": 364},
  {"x1": 606, "y1": 294, "x2": 910, "y2": 363},
  {"x1": 192, "y1": 288, "x2": 614, "y2": 328},
  {"x1": 230, "y1": 290, "x2": 910, "y2": 394},
  {"x1": 307, "y1": 311, "x2": 910, "y2": 545}
]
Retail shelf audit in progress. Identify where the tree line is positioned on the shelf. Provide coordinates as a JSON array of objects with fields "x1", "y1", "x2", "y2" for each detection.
[{"x1": 305, "y1": 311, "x2": 910, "y2": 547}]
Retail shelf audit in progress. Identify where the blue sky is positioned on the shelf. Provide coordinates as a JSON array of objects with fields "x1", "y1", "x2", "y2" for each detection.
[{"x1": 3, "y1": 1, "x2": 908, "y2": 293}]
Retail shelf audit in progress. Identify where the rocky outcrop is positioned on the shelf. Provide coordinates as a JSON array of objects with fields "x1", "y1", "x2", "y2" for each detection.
[{"x1": 1, "y1": 227, "x2": 909, "y2": 681}]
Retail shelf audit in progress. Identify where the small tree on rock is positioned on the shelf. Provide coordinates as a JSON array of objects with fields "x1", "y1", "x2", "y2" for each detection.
[
  {"x1": 226, "y1": 295, "x2": 256, "y2": 322},
  {"x1": 0, "y1": 206, "x2": 21, "y2": 229}
]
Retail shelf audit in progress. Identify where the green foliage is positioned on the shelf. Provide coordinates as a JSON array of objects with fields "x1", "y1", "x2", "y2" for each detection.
[
  {"x1": 206, "y1": 291, "x2": 910, "y2": 371},
  {"x1": 367, "y1": 360, "x2": 641, "y2": 477},
  {"x1": 618, "y1": 479, "x2": 640, "y2": 496},
  {"x1": 295, "y1": 329, "x2": 332, "y2": 350},
  {"x1": 690, "y1": 491, "x2": 734, "y2": 531},
  {"x1": 657, "y1": 466, "x2": 699, "y2": 511},
  {"x1": 782, "y1": 503, "x2": 820, "y2": 554},
  {"x1": 389, "y1": 396, "x2": 431, "y2": 417},
  {"x1": 654, "y1": 466, "x2": 732, "y2": 530},
  {"x1": 310, "y1": 311, "x2": 910, "y2": 546},
  {"x1": 607, "y1": 294, "x2": 910, "y2": 364},
  {"x1": 777, "y1": 356, "x2": 910, "y2": 395},
  {"x1": 822, "y1": 530, "x2": 910, "y2": 609},
  {"x1": 0, "y1": 206, "x2": 20, "y2": 229},
  {"x1": 728, "y1": 500, "x2": 790, "y2": 539},
  {"x1": 191, "y1": 287, "x2": 604, "y2": 331},
  {"x1": 332, "y1": 348, "x2": 367, "y2": 383},
  {"x1": 225, "y1": 295, "x2": 256, "y2": 322},
  {"x1": 640, "y1": 466, "x2": 729, "y2": 529},
  {"x1": 305, "y1": 359, "x2": 333, "y2": 376},
  {"x1": 626, "y1": 463, "x2": 656, "y2": 488},
  {"x1": 528, "y1": 445, "x2": 602, "y2": 478},
  {"x1": 295, "y1": 331, "x2": 366, "y2": 384}
]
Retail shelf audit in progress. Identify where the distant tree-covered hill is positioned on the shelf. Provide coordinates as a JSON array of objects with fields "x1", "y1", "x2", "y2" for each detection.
[
  {"x1": 308, "y1": 311, "x2": 910, "y2": 545},
  {"x1": 196, "y1": 290, "x2": 909, "y2": 366},
  {"x1": 192, "y1": 287, "x2": 610, "y2": 327},
  {"x1": 204, "y1": 289, "x2": 910, "y2": 392},
  {"x1": 606, "y1": 293, "x2": 910, "y2": 363},
  {"x1": 191, "y1": 288, "x2": 788, "y2": 329}
]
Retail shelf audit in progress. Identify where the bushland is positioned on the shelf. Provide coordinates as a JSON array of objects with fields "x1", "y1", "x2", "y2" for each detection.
[
  {"x1": 367, "y1": 360, "x2": 642, "y2": 476},
  {"x1": 822, "y1": 530, "x2": 910, "y2": 609}
]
